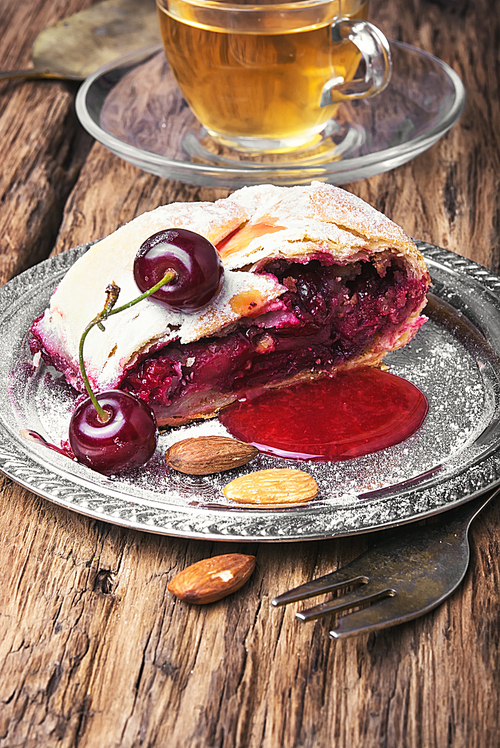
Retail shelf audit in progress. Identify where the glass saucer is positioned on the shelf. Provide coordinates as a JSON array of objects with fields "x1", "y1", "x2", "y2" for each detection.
[{"x1": 75, "y1": 40, "x2": 465, "y2": 188}]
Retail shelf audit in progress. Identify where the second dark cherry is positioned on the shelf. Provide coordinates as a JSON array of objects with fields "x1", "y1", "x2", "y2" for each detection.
[
  {"x1": 69, "y1": 390, "x2": 158, "y2": 475},
  {"x1": 134, "y1": 228, "x2": 223, "y2": 312}
]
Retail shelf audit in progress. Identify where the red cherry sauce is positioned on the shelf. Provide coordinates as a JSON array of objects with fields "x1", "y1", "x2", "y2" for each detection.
[{"x1": 219, "y1": 368, "x2": 428, "y2": 461}]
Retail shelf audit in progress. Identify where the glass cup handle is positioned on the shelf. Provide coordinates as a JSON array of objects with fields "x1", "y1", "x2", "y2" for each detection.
[{"x1": 320, "y1": 19, "x2": 392, "y2": 108}]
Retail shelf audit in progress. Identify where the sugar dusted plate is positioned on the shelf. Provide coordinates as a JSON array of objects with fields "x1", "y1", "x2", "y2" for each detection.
[
  {"x1": 75, "y1": 41, "x2": 466, "y2": 188},
  {"x1": 1, "y1": 242, "x2": 500, "y2": 542}
]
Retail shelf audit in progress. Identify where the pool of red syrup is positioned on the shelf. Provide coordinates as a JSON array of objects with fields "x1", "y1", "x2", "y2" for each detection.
[{"x1": 219, "y1": 368, "x2": 428, "y2": 461}]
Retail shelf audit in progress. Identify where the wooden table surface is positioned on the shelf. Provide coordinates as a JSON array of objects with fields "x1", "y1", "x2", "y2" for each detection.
[{"x1": 1, "y1": 0, "x2": 499, "y2": 746}]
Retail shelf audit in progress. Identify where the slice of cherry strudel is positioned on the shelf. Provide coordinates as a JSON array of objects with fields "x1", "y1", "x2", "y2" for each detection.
[{"x1": 30, "y1": 182, "x2": 430, "y2": 426}]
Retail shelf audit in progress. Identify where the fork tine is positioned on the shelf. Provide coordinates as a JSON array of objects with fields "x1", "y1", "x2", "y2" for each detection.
[
  {"x1": 271, "y1": 566, "x2": 368, "y2": 607},
  {"x1": 330, "y1": 592, "x2": 417, "y2": 638},
  {"x1": 297, "y1": 586, "x2": 395, "y2": 622},
  {"x1": 330, "y1": 571, "x2": 464, "y2": 638}
]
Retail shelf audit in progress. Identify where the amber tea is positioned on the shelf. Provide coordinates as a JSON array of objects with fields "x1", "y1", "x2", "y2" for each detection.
[{"x1": 157, "y1": 0, "x2": 385, "y2": 151}]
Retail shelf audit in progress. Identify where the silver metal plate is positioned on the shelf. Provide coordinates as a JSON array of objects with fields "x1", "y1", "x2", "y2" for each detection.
[{"x1": 1, "y1": 242, "x2": 500, "y2": 542}]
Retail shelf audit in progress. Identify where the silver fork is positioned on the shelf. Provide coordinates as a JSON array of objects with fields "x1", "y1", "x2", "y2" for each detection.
[{"x1": 272, "y1": 487, "x2": 499, "y2": 639}]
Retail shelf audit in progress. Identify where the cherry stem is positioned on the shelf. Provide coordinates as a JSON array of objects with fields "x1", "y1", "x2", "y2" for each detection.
[{"x1": 78, "y1": 270, "x2": 177, "y2": 423}]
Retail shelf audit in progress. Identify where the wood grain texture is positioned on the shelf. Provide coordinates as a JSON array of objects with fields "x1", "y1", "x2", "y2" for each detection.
[
  {"x1": 0, "y1": 0, "x2": 97, "y2": 284},
  {"x1": 0, "y1": 0, "x2": 499, "y2": 746}
]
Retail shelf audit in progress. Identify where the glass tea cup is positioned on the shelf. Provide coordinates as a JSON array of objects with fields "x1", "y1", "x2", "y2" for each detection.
[{"x1": 157, "y1": 0, "x2": 391, "y2": 153}]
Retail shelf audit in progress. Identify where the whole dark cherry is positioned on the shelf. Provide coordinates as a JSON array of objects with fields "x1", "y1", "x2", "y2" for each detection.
[
  {"x1": 133, "y1": 228, "x2": 223, "y2": 312},
  {"x1": 69, "y1": 391, "x2": 157, "y2": 475}
]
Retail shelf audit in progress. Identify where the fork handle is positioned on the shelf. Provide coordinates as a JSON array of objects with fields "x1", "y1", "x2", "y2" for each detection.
[{"x1": 436, "y1": 486, "x2": 500, "y2": 537}]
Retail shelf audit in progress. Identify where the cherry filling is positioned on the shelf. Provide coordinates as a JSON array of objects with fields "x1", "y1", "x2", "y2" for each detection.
[{"x1": 119, "y1": 257, "x2": 427, "y2": 423}]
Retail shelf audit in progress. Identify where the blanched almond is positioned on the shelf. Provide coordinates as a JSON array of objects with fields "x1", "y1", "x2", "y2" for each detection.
[
  {"x1": 165, "y1": 435, "x2": 258, "y2": 475},
  {"x1": 168, "y1": 553, "x2": 256, "y2": 604},
  {"x1": 223, "y1": 468, "x2": 318, "y2": 505}
]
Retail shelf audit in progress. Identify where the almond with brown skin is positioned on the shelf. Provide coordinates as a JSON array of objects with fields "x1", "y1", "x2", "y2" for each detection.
[
  {"x1": 223, "y1": 468, "x2": 318, "y2": 505},
  {"x1": 165, "y1": 435, "x2": 258, "y2": 475},
  {"x1": 167, "y1": 553, "x2": 256, "y2": 604}
]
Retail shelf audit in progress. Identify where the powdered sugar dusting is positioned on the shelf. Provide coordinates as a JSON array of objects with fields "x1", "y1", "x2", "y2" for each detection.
[
  {"x1": 25, "y1": 316, "x2": 487, "y2": 515},
  {"x1": 223, "y1": 182, "x2": 424, "y2": 271},
  {"x1": 238, "y1": 182, "x2": 415, "y2": 252}
]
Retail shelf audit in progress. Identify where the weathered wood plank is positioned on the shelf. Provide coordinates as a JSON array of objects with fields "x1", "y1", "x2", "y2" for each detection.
[
  {"x1": 355, "y1": 0, "x2": 500, "y2": 272},
  {"x1": 0, "y1": 0, "x2": 499, "y2": 746},
  {"x1": 0, "y1": 0, "x2": 95, "y2": 285},
  {"x1": 1, "y1": 473, "x2": 499, "y2": 747}
]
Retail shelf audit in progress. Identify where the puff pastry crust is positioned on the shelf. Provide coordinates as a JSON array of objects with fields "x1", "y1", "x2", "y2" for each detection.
[{"x1": 31, "y1": 182, "x2": 430, "y2": 426}]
